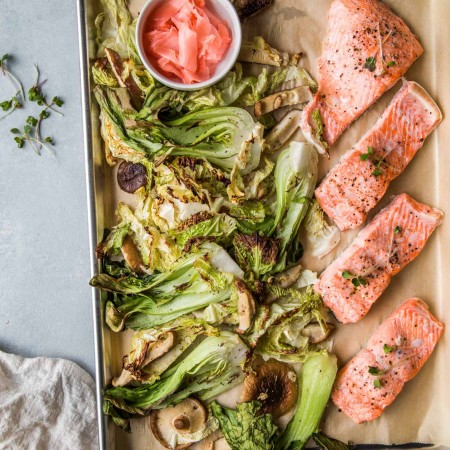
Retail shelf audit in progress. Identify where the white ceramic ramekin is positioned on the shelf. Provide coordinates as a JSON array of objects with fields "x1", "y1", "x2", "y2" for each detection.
[{"x1": 136, "y1": 0, "x2": 242, "y2": 91}]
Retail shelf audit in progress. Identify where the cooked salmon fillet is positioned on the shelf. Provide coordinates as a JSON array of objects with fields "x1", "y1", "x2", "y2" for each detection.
[
  {"x1": 315, "y1": 81, "x2": 442, "y2": 231},
  {"x1": 315, "y1": 194, "x2": 442, "y2": 323},
  {"x1": 302, "y1": 0, "x2": 423, "y2": 153},
  {"x1": 332, "y1": 298, "x2": 444, "y2": 423}
]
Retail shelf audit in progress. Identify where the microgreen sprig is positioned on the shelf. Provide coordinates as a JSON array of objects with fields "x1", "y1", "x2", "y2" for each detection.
[
  {"x1": 0, "y1": 91, "x2": 22, "y2": 121},
  {"x1": 10, "y1": 122, "x2": 54, "y2": 156},
  {"x1": 342, "y1": 270, "x2": 367, "y2": 287},
  {"x1": 0, "y1": 53, "x2": 25, "y2": 99},
  {"x1": 28, "y1": 65, "x2": 64, "y2": 116},
  {"x1": 360, "y1": 146, "x2": 389, "y2": 177},
  {"x1": 368, "y1": 366, "x2": 386, "y2": 388},
  {"x1": 383, "y1": 343, "x2": 396, "y2": 354},
  {"x1": 364, "y1": 24, "x2": 396, "y2": 75},
  {"x1": 0, "y1": 54, "x2": 25, "y2": 121}
]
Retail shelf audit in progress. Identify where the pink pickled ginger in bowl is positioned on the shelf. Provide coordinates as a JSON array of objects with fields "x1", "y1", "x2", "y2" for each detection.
[{"x1": 136, "y1": 0, "x2": 242, "y2": 90}]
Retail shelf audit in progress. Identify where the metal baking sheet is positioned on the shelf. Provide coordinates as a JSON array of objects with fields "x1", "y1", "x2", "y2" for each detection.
[{"x1": 77, "y1": 1, "x2": 450, "y2": 449}]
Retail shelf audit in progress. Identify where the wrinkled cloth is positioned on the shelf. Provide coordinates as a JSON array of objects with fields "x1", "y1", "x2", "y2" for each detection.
[{"x1": 0, "y1": 350, "x2": 98, "y2": 450}]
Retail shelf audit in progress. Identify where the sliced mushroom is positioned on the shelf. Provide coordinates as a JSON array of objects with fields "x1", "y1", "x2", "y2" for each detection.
[
  {"x1": 213, "y1": 439, "x2": 231, "y2": 450},
  {"x1": 254, "y1": 86, "x2": 312, "y2": 117},
  {"x1": 117, "y1": 160, "x2": 148, "y2": 193},
  {"x1": 142, "y1": 331, "x2": 176, "y2": 367},
  {"x1": 121, "y1": 235, "x2": 144, "y2": 273},
  {"x1": 271, "y1": 263, "x2": 303, "y2": 288},
  {"x1": 232, "y1": 0, "x2": 272, "y2": 20},
  {"x1": 114, "y1": 331, "x2": 177, "y2": 386},
  {"x1": 301, "y1": 322, "x2": 335, "y2": 344},
  {"x1": 264, "y1": 110, "x2": 303, "y2": 153},
  {"x1": 105, "y1": 48, "x2": 144, "y2": 110},
  {"x1": 241, "y1": 360, "x2": 298, "y2": 418},
  {"x1": 151, "y1": 398, "x2": 207, "y2": 450},
  {"x1": 235, "y1": 279, "x2": 256, "y2": 333}
]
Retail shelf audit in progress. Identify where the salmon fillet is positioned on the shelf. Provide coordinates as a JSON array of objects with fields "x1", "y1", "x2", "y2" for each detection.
[
  {"x1": 302, "y1": 0, "x2": 423, "y2": 153},
  {"x1": 315, "y1": 81, "x2": 442, "y2": 231},
  {"x1": 332, "y1": 298, "x2": 444, "y2": 423},
  {"x1": 315, "y1": 194, "x2": 442, "y2": 323}
]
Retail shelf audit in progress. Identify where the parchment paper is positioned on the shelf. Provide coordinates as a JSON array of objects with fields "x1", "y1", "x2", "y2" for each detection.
[{"x1": 107, "y1": 0, "x2": 450, "y2": 447}]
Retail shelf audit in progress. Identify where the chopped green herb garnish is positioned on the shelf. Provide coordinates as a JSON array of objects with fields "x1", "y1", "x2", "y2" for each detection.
[
  {"x1": 386, "y1": 61, "x2": 396, "y2": 67},
  {"x1": 368, "y1": 366, "x2": 385, "y2": 376},
  {"x1": 352, "y1": 276, "x2": 367, "y2": 287},
  {"x1": 360, "y1": 146, "x2": 374, "y2": 161},
  {"x1": 373, "y1": 378, "x2": 382, "y2": 389},
  {"x1": 364, "y1": 56, "x2": 376, "y2": 72},
  {"x1": 383, "y1": 344, "x2": 395, "y2": 354},
  {"x1": 394, "y1": 226, "x2": 402, "y2": 234},
  {"x1": 343, "y1": 271, "x2": 367, "y2": 287},
  {"x1": 372, "y1": 167, "x2": 383, "y2": 177}
]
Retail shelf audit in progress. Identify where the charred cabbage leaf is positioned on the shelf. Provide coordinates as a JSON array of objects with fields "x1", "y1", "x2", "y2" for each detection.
[
  {"x1": 271, "y1": 142, "x2": 318, "y2": 272},
  {"x1": 233, "y1": 233, "x2": 279, "y2": 279},
  {"x1": 305, "y1": 200, "x2": 340, "y2": 259}
]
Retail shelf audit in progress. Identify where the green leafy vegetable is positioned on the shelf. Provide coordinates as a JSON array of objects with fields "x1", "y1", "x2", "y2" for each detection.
[
  {"x1": 276, "y1": 353, "x2": 338, "y2": 450},
  {"x1": 114, "y1": 317, "x2": 219, "y2": 386},
  {"x1": 104, "y1": 332, "x2": 248, "y2": 430},
  {"x1": 254, "y1": 288, "x2": 329, "y2": 362},
  {"x1": 238, "y1": 36, "x2": 301, "y2": 67},
  {"x1": 304, "y1": 200, "x2": 340, "y2": 259},
  {"x1": 97, "y1": 0, "x2": 140, "y2": 61},
  {"x1": 271, "y1": 142, "x2": 318, "y2": 272},
  {"x1": 233, "y1": 233, "x2": 279, "y2": 279},
  {"x1": 210, "y1": 401, "x2": 278, "y2": 450},
  {"x1": 311, "y1": 109, "x2": 329, "y2": 152}
]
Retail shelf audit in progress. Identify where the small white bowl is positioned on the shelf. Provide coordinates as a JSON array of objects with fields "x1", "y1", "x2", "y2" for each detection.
[{"x1": 136, "y1": 0, "x2": 242, "y2": 91}]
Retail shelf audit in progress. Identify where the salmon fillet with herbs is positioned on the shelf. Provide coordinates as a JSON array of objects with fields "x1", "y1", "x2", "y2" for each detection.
[
  {"x1": 315, "y1": 194, "x2": 442, "y2": 323},
  {"x1": 315, "y1": 81, "x2": 442, "y2": 231},
  {"x1": 301, "y1": 0, "x2": 423, "y2": 153},
  {"x1": 332, "y1": 298, "x2": 444, "y2": 423}
]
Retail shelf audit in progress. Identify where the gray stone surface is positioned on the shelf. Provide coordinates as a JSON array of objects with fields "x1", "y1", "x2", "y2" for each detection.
[{"x1": 0, "y1": 0, "x2": 95, "y2": 375}]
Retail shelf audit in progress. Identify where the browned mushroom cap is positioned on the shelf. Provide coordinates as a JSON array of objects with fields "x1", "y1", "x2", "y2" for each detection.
[
  {"x1": 117, "y1": 160, "x2": 147, "y2": 193},
  {"x1": 121, "y1": 235, "x2": 144, "y2": 273},
  {"x1": 105, "y1": 48, "x2": 144, "y2": 110},
  {"x1": 150, "y1": 398, "x2": 207, "y2": 450},
  {"x1": 240, "y1": 360, "x2": 298, "y2": 418}
]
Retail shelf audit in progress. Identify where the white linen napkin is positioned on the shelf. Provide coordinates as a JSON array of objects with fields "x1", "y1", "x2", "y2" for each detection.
[{"x1": 0, "y1": 349, "x2": 98, "y2": 450}]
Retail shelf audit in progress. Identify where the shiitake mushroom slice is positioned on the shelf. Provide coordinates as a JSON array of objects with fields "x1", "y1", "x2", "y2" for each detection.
[
  {"x1": 117, "y1": 161, "x2": 147, "y2": 193},
  {"x1": 240, "y1": 360, "x2": 298, "y2": 418}
]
